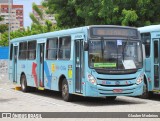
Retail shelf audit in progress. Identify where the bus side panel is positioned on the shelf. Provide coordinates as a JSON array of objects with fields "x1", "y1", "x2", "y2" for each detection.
[
  {"x1": 144, "y1": 58, "x2": 152, "y2": 91},
  {"x1": 27, "y1": 60, "x2": 37, "y2": 87},
  {"x1": 9, "y1": 60, "x2": 13, "y2": 82},
  {"x1": 17, "y1": 60, "x2": 36, "y2": 87},
  {"x1": 17, "y1": 60, "x2": 24, "y2": 85},
  {"x1": 43, "y1": 60, "x2": 74, "y2": 92},
  {"x1": 8, "y1": 44, "x2": 15, "y2": 82},
  {"x1": 43, "y1": 60, "x2": 53, "y2": 90}
]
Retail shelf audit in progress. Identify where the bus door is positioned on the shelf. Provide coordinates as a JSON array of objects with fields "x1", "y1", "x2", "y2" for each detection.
[
  {"x1": 13, "y1": 45, "x2": 18, "y2": 82},
  {"x1": 37, "y1": 42, "x2": 45, "y2": 88},
  {"x1": 75, "y1": 40, "x2": 83, "y2": 93},
  {"x1": 153, "y1": 39, "x2": 160, "y2": 89}
]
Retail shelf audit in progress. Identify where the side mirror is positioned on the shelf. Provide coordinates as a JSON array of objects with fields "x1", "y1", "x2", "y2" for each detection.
[{"x1": 84, "y1": 41, "x2": 88, "y2": 51}]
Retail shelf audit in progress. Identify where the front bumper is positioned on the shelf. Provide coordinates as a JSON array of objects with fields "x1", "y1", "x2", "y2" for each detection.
[{"x1": 85, "y1": 81, "x2": 143, "y2": 97}]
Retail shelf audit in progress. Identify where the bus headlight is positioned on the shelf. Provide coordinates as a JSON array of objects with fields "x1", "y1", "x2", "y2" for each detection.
[
  {"x1": 87, "y1": 73, "x2": 97, "y2": 85},
  {"x1": 136, "y1": 74, "x2": 144, "y2": 85}
]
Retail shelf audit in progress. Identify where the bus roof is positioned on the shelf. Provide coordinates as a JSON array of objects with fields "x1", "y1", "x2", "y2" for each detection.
[
  {"x1": 10, "y1": 26, "x2": 86, "y2": 43},
  {"x1": 10, "y1": 25, "x2": 137, "y2": 43},
  {"x1": 138, "y1": 25, "x2": 160, "y2": 33}
]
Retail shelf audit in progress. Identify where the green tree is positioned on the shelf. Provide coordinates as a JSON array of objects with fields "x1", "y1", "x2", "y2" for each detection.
[
  {"x1": 0, "y1": 16, "x2": 8, "y2": 44},
  {"x1": 75, "y1": 0, "x2": 102, "y2": 25},
  {"x1": 0, "y1": 32, "x2": 9, "y2": 46},
  {"x1": 30, "y1": 2, "x2": 56, "y2": 33},
  {"x1": 43, "y1": 0, "x2": 85, "y2": 28},
  {"x1": 0, "y1": 16, "x2": 8, "y2": 34},
  {"x1": 43, "y1": 0, "x2": 160, "y2": 27},
  {"x1": 0, "y1": 16, "x2": 4, "y2": 21},
  {"x1": 0, "y1": 24, "x2": 8, "y2": 33}
]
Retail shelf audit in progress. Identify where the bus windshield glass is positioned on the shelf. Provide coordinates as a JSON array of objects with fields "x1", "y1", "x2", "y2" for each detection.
[{"x1": 89, "y1": 39, "x2": 142, "y2": 70}]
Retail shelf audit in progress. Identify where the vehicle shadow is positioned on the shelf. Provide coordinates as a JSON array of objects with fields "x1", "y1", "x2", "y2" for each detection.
[
  {"x1": 134, "y1": 94, "x2": 160, "y2": 101},
  {"x1": 28, "y1": 89, "x2": 63, "y2": 101},
  {"x1": 71, "y1": 96, "x2": 146, "y2": 106},
  {"x1": 150, "y1": 93, "x2": 160, "y2": 101},
  {"x1": 0, "y1": 98, "x2": 17, "y2": 103},
  {"x1": 24, "y1": 89, "x2": 146, "y2": 106}
]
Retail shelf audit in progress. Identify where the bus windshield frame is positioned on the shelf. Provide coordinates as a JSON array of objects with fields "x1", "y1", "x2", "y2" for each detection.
[{"x1": 88, "y1": 39, "x2": 143, "y2": 73}]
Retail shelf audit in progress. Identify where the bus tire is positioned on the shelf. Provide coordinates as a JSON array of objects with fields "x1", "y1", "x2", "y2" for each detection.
[
  {"x1": 105, "y1": 96, "x2": 117, "y2": 101},
  {"x1": 62, "y1": 78, "x2": 73, "y2": 102},
  {"x1": 20, "y1": 74, "x2": 30, "y2": 92},
  {"x1": 140, "y1": 83, "x2": 153, "y2": 99}
]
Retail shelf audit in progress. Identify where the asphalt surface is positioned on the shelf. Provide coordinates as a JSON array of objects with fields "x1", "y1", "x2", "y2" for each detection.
[{"x1": 0, "y1": 72, "x2": 160, "y2": 121}]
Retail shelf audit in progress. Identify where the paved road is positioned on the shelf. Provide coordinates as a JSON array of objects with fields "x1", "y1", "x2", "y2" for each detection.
[{"x1": 0, "y1": 73, "x2": 160, "y2": 121}]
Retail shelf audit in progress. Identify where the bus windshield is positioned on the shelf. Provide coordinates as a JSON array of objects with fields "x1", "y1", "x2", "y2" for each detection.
[{"x1": 89, "y1": 39, "x2": 142, "y2": 71}]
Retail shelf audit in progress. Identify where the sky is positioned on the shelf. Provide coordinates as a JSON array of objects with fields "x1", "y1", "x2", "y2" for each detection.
[{"x1": 13, "y1": 0, "x2": 42, "y2": 27}]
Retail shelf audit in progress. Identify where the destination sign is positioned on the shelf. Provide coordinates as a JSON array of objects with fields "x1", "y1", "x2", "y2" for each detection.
[{"x1": 90, "y1": 27, "x2": 138, "y2": 37}]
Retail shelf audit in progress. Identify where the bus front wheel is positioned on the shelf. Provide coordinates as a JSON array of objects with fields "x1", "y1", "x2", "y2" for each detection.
[
  {"x1": 62, "y1": 78, "x2": 73, "y2": 102},
  {"x1": 140, "y1": 83, "x2": 153, "y2": 99}
]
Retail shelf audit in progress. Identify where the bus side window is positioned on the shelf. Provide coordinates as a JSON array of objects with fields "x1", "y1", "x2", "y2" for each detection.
[
  {"x1": 46, "y1": 38, "x2": 58, "y2": 60},
  {"x1": 28, "y1": 41, "x2": 36, "y2": 60},
  {"x1": 141, "y1": 33, "x2": 151, "y2": 57},
  {"x1": 59, "y1": 36, "x2": 71, "y2": 60},
  {"x1": 19, "y1": 42, "x2": 27, "y2": 60}
]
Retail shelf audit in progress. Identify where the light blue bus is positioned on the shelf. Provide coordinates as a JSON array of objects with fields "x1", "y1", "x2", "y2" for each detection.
[
  {"x1": 9, "y1": 25, "x2": 144, "y2": 101},
  {"x1": 138, "y1": 25, "x2": 160, "y2": 98}
]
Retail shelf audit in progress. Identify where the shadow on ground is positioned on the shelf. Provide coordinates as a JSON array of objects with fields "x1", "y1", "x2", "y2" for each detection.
[
  {"x1": 12, "y1": 88, "x2": 147, "y2": 106},
  {"x1": 0, "y1": 98, "x2": 17, "y2": 103}
]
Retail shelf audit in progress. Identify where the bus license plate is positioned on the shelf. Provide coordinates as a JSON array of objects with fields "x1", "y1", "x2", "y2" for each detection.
[{"x1": 113, "y1": 89, "x2": 123, "y2": 93}]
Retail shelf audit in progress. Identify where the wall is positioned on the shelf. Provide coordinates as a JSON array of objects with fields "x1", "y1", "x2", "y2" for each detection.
[
  {"x1": 0, "y1": 47, "x2": 9, "y2": 74},
  {"x1": 0, "y1": 59, "x2": 8, "y2": 74},
  {"x1": 0, "y1": 46, "x2": 9, "y2": 59}
]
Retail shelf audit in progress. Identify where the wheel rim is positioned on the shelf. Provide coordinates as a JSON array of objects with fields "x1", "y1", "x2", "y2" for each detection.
[{"x1": 62, "y1": 84, "x2": 68, "y2": 97}]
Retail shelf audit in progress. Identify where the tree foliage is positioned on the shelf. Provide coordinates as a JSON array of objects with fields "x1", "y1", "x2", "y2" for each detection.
[
  {"x1": 1, "y1": 0, "x2": 160, "y2": 46},
  {"x1": 43, "y1": 0, "x2": 160, "y2": 27},
  {"x1": 30, "y1": 2, "x2": 56, "y2": 33},
  {"x1": 0, "y1": 16, "x2": 8, "y2": 34},
  {"x1": 0, "y1": 2, "x2": 61, "y2": 46},
  {"x1": 0, "y1": 16, "x2": 4, "y2": 21},
  {"x1": 42, "y1": 0, "x2": 85, "y2": 28},
  {"x1": 0, "y1": 25, "x2": 61, "y2": 46},
  {"x1": 0, "y1": 24, "x2": 8, "y2": 33}
]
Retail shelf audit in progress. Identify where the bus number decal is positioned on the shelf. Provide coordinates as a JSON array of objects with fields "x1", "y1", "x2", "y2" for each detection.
[
  {"x1": 74, "y1": 35, "x2": 83, "y2": 39},
  {"x1": 56, "y1": 65, "x2": 66, "y2": 71},
  {"x1": 68, "y1": 65, "x2": 72, "y2": 78}
]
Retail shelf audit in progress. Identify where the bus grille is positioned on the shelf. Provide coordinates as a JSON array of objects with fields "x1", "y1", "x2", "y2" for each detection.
[{"x1": 98, "y1": 84, "x2": 134, "y2": 87}]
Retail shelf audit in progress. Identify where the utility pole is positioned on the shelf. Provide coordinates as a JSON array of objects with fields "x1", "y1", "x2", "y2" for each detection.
[{"x1": 8, "y1": 0, "x2": 11, "y2": 42}]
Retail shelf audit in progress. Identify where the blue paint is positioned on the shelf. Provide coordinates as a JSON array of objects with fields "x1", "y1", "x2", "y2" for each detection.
[
  {"x1": 44, "y1": 61, "x2": 52, "y2": 89},
  {"x1": 21, "y1": 64, "x2": 25, "y2": 68},
  {"x1": 115, "y1": 81, "x2": 120, "y2": 85},
  {"x1": 9, "y1": 25, "x2": 144, "y2": 97},
  {"x1": 138, "y1": 25, "x2": 160, "y2": 92},
  {"x1": 0, "y1": 47, "x2": 9, "y2": 59},
  {"x1": 106, "y1": 81, "x2": 111, "y2": 85},
  {"x1": 56, "y1": 65, "x2": 66, "y2": 71},
  {"x1": 60, "y1": 66, "x2": 66, "y2": 71},
  {"x1": 129, "y1": 81, "x2": 132, "y2": 84}
]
